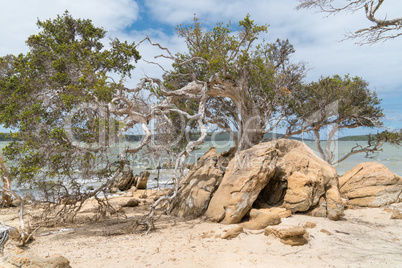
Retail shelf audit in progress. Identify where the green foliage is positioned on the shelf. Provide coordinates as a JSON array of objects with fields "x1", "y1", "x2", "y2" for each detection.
[
  {"x1": 291, "y1": 75, "x2": 384, "y2": 129},
  {"x1": 0, "y1": 12, "x2": 140, "y2": 194},
  {"x1": 338, "y1": 135, "x2": 370, "y2": 141},
  {"x1": 163, "y1": 15, "x2": 305, "y2": 150},
  {"x1": 375, "y1": 129, "x2": 402, "y2": 145}
]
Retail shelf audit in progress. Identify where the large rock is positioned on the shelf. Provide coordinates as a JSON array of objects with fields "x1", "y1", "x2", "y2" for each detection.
[
  {"x1": 205, "y1": 142, "x2": 278, "y2": 224},
  {"x1": 116, "y1": 170, "x2": 135, "y2": 191},
  {"x1": 257, "y1": 139, "x2": 343, "y2": 219},
  {"x1": 339, "y1": 162, "x2": 402, "y2": 207},
  {"x1": 3, "y1": 247, "x2": 71, "y2": 268},
  {"x1": 206, "y1": 139, "x2": 343, "y2": 223},
  {"x1": 136, "y1": 171, "x2": 150, "y2": 189},
  {"x1": 170, "y1": 147, "x2": 234, "y2": 219}
]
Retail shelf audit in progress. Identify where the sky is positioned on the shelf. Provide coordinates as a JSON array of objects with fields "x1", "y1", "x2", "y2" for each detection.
[{"x1": 0, "y1": 0, "x2": 401, "y2": 136}]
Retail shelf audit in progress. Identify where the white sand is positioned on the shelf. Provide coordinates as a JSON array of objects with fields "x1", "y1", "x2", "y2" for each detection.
[{"x1": 1, "y1": 194, "x2": 401, "y2": 268}]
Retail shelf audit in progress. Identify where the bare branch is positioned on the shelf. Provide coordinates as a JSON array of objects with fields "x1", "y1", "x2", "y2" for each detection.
[{"x1": 297, "y1": 0, "x2": 402, "y2": 44}]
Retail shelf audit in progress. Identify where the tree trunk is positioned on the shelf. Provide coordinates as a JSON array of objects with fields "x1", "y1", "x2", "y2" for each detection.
[{"x1": 237, "y1": 103, "x2": 264, "y2": 151}]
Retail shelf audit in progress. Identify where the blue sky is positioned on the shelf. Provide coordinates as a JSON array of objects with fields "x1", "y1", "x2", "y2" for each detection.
[{"x1": 0, "y1": 0, "x2": 401, "y2": 136}]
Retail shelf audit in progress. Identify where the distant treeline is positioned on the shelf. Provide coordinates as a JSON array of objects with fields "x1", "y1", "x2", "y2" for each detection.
[{"x1": 338, "y1": 135, "x2": 370, "y2": 141}]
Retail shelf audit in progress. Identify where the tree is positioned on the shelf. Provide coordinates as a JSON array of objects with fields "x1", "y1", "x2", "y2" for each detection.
[
  {"x1": 287, "y1": 75, "x2": 387, "y2": 164},
  {"x1": 297, "y1": 0, "x2": 402, "y2": 44},
  {"x1": 0, "y1": 11, "x2": 143, "y2": 223},
  {"x1": 0, "y1": 12, "x2": 212, "y2": 232},
  {"x1": 157, "y1": 16, "x2": 306, "y2": 151}
]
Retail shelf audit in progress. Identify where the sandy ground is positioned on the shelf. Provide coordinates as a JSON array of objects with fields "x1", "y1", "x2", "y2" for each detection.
[{"x1": 1, "y1": 190, "x2": 402, "y2": 268}]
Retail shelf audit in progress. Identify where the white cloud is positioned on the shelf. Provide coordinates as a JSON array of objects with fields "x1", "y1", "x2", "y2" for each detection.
[
  {"x1": 141, "y1": 0, "x2": 402, "y2": 94},
  {"x1": 0, "y1": 0, "x2": 139, "y2": 55}
]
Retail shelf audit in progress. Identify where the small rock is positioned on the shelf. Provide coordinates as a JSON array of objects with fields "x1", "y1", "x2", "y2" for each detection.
[
  {"x1": 304, "y1": 222, "x2": 316, "y2": 229},
  {"x1": 128, "y1": 186, "x2": 137, "y2": 193},
  {"x1": 310, "y1": 197, "x2": 327, "y2": 218},
  {"x1": 320, "y1": 229, "x2": 332, "y2": 236},
  {"x1": 221, "y1": 226, "x2": 243, "y2": 240},
  {"x1": 109, "y1": 187, "x2": 118, "y2": 194},
  {"x1": 391, "y1": 209, "x2": 402, "y2": 219},
  {"x1": 241, "y1": 209, "x2": 281, "y2": 230},
  {"x1": 122, "y1": 198, "x2": 140, "y2": 207},
  {"x1": 201, "y1": 230, "x2": 215, "y2": 239},
  {"x1": 4, "y1": 247, "x2": 71, "y2": 268},
  {"x1": 265, "y1": 226, "x2": 308, "y2": 246}
]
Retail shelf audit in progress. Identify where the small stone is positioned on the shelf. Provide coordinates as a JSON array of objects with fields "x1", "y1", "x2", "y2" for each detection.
[
  {"x1": 304, "y1": 222, "x2": 316, "y2": 229},
  {"x1": 221, "y1": 226, "x2": 243, "y2": 240},
  {"x1": 320, "y1": 229, "x2": 332, "y2": 236},
  {"x1": 109, "y1": 187, "x2": 118, "y2": 194},
  {"x1": 122, "y1": 198, "x2": 140, "y2": 207},
  {"x1": 4, "y1": 247, "x2": 71, "y2": 268},
  {"x1": 310, "y1": 197, "x2": 327, "y2": 218},
  {"x1": 265, "y1": 226, "x2": 308, "y2": 246},
  {"x1": 241, "y1": 209, "x2": 281, "y2": 230},
  {"x1": 390, "y1": 209, "x2": 402, "y2": 219}
]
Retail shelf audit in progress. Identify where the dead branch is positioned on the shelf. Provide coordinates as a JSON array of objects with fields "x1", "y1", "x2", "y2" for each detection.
[{"x1": 297, "y1": 0, "x2": 402, "y2": 44}]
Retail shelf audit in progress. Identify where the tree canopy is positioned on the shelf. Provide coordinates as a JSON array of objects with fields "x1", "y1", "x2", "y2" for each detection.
[
  {"x1": 161, "y1": 16, "x2": 306, "y2": 151},
  {"x1": 288, "y1": 75, "x2": 385, "y2": 164}
]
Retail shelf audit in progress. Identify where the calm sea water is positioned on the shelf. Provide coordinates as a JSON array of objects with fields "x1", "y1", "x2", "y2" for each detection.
[
  {"x1": 1, "y1": 140, "x2": 401, "y2": 192},
  {"x1": 187, "y1": 140, "x2": 402, "y2": 176}
]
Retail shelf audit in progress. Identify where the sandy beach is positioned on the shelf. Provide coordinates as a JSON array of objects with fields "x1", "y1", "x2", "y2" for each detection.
[{"x1": 1, "y1": 190, "x2": 401, "y2": 268}]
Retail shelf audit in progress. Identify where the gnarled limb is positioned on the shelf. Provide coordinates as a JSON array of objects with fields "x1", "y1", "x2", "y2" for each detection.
[{"x1": 297, "y1": 0, "x2": 402, "y2": 44}]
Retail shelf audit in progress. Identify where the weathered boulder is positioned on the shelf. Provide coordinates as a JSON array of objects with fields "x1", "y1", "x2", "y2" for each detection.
[
  {"x1": 3, "y1": 247, "x2": 71, "y2": 268},
  {"x1": 265, "y1": 226, "x2": 308, "y2": 246},
  {"x1": 240, "y1": 209, "x2": 281, "y2": 230},
  {"x1": 116, "y1": 170, "x2": 135, "y2": 191},
  {"x1": 206, "y1": 139, "x2": 343, "y2": 223},
  {"x1": 170, "y1": 147, "x2": 235, "y2": 219},
  {"x1": 136, "y1": 171, "x2": 150, "y2": 189},
  {"x1": 257, "y1": 139, "x2": 343, "y2": 220},
  {"x1": 206, "y1": 142, "x2": 278, "y2": 224},
  {"x1": 339, "y1": 163, "x2": 402, "y2": 207}
]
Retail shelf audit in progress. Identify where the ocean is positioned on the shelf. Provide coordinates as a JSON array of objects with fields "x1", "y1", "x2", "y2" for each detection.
[
  {"x1": 1, "y1": 140, "x2": 401, "y2": 193},
  {"x1": 183, "y1": 140, "x2": 402, "y2": 176}
]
